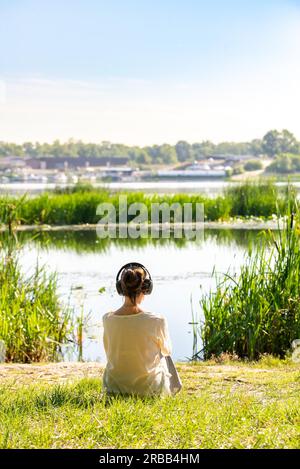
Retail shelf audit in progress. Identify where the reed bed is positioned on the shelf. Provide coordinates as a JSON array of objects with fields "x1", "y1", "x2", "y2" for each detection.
[
  {"x1": 198, "y1": 203, "x2": 300, "y2": 360},
  {"x1": 0, "y1": 251, "x2": 74, "y2": 362},
  {"x1": 0, "y1": 180, "x2": 296, "y2": 226},
  {"x1": 224, "y1": 178, "x2": 298, "y2": 218}
]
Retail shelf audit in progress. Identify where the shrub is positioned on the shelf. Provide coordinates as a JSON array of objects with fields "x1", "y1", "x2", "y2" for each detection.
[
  {"x1": 244, "y1": 160, "x2": 263, "y2": 171},
  {"x1": 266, "y1": 153, "x2": 300, "y2": 174}
]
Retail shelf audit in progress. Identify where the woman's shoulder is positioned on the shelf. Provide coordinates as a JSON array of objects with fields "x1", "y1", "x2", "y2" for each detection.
[
  {"x1": 102, "y1": 311, "x2": 166, "y2": 321},
  {"x1": 142, "y1": 312, "x2": 167, "y2": 322},
  {"x1": 102, "y1": 311, "x2": 113, "y2": 321}
]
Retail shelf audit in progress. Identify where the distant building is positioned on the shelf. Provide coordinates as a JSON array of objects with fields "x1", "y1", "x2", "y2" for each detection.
[
  {"x1": 157, "y1": 168, "x2": 230, "y2": 178},
  {"x1": 157, "y1": 160, "x2": 232, "y2": 178},
  {"x1": 25, "y1": 156, "x2": 129, "y2": 170},
  {"x1": 211, "y1": 154, "x2": 254, "y2": 162},
  {"x1": 0, "y1": 156, "x2": 27, "y2": 169}
]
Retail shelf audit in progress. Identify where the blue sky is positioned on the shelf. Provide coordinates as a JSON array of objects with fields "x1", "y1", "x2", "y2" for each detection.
[{"x1": 1, "y1": 0, "x2": 300, "y2": 144}]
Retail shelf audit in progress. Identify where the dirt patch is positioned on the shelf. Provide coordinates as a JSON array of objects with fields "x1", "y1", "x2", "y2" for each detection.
[
  {"x1": 0, "y1": 362, "x2": 105, "y2": 385},
  {"x1": 0, "y1": 362, "x2": 293, "y2": 386}
]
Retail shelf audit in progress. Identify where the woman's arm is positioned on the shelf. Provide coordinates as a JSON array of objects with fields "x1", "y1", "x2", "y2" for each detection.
[{"x1": 157, "y1": 318, "x2": 172, "y2": 356}]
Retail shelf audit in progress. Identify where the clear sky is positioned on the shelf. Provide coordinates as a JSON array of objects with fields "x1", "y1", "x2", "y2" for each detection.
[{"x1": 1, "y1": 0, "x2": 300, "y2": 145}]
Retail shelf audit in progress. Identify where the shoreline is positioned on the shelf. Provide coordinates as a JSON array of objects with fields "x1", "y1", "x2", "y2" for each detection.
[{"x1": 0, "y1": 219, "x2": 284, "y2": 232}]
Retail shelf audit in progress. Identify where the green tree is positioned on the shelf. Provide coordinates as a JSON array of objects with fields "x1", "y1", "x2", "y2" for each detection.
[
  {"x1": 250, "y1": 139, "x2": 263, "y2": 156},
  {"x1": 279, "y1": 129, "x2": 299, "y2": 154},
  {"x1": 175, "y1": 141, "x2": 192, "y2": 162},
  {"x1": 262, "y1": 129, "x2": 299, "y2": 157},
  {"x1": 262, "y1": 130, "x2": 281, "y2": 157},
  {"x1": 157, "y1": 144, "x2": 177, "y2": 164},
  {"x1": 135, "y1": 151, "x2": 152, "y2": 165},
  {"x1": 199, "y1": 140, "x2": 216, "y2": 157}
]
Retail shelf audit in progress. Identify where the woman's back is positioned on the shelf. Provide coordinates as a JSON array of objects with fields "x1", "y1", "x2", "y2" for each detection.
[{"x1": 102, "y1": 311, "x2": 173, "y2": 397}]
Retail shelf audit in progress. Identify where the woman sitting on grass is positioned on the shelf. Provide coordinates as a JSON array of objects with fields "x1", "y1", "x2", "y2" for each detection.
[{"x1": 102, "y1": 262, "x2": 181, "y2": 398}]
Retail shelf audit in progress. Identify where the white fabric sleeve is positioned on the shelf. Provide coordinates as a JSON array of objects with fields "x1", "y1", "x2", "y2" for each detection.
[{"x1": 158, "y1": 318, "x2": 172, "y2": 356}]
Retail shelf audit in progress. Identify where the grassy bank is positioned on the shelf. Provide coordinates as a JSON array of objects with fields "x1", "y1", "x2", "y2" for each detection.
[
  {"x1": 0, "y1": 180, "x2": 297, "y2": 226},
  {"x1": 0, "y1": 357, "x2": 299, "y2": 449}
]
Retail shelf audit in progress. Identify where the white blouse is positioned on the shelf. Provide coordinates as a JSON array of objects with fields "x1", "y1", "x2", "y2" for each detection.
[{"x1": 102, "y1": 311, "x2": 173, "y2": 397}]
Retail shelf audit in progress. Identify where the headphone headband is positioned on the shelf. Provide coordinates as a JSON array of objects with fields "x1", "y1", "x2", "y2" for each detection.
[
  {"x1": 116, "y1": 262, "x2": 151, "y2": 282},
  {"x1": 115, "y1": 262, "x2": 153, "y2": 296}
]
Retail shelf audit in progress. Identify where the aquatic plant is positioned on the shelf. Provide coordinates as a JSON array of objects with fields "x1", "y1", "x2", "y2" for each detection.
[
  {"x1": 0, "y1": 180, "x2": 296, "y2": 226},
  {"x1": 197, "y1": 201, "x2": 300, "y2": 360}
]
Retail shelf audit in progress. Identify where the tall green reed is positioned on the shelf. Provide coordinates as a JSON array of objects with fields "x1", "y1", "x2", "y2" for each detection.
[
  {"x1": 0, "y1": 199, "x2": 77, "y2": 362},
  {"x1": 0, "y1": 253, "x2": 75, "y2": 362},
  {"x1": 0, "y1": 180, "x2": 296, "y2": 226},
  {"x1": 196, "y1": 194, "x2": 300, "y2": 360},
  {"x1": 224, "y1": 178, "x2": 297, "y2": 218}
]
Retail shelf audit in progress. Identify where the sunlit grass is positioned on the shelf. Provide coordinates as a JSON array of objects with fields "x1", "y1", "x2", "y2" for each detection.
[{"x1": 0, "y1": 359, "x2": 299, "y2": 449}]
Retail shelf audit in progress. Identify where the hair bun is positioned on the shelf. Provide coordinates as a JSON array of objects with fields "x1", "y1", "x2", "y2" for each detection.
[{"x1": 121, "y1": 268, "x2": 143, "y2": 291}]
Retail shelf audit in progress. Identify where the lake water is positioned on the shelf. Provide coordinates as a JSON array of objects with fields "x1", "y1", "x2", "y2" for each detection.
[
  {"x1": 12, "y1": 229, "x2": 263, "y2": 363},
  {"x1": 1, "y1": 180, "x2": 300, "y2": 197},
  {"x1": 0, "y1": 180, "x2": 230, "y2": 198}
]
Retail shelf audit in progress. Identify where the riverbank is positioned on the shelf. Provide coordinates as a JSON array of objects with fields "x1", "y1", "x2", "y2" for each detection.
[
  {"x1": 0, "y1": 218, "x2": 286, "y2": 232},
  {"x1": 0, "y1": 357, "x2": 299, "y2": 448}
]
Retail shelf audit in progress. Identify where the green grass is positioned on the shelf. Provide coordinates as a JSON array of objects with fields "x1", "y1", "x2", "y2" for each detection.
[
  {"x1": 0, "y1": 179, "x2": 297, "y2": 226},
  {"x1": 0, "y1": 358, "x2": 299, "y2": 448}
]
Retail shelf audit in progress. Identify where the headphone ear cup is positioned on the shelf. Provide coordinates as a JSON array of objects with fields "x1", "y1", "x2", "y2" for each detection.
[
  {"x1": 142, "y1": 279, "x2": 153, "y2": 295},
  {"x1": 116, "y1": 280, "x2": 123, "y2": 295}
]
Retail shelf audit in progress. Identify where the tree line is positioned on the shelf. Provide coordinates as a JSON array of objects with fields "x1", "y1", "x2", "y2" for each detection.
[{"x1": 0, "y1": 129, "x2": 299, "y2": 165}]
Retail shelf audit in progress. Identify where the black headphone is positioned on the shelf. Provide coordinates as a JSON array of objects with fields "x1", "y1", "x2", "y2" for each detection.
[{"x1": 116, "y1": 262, "x2": 153, "y2": 296}]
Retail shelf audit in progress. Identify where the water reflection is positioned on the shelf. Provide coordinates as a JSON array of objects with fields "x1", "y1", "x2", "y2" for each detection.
[
  {"x1": 1, "y1": 227, "x2": 267, "y2": 253},
  {"x1": 0, "y1": 228, "x2": 273, "y2": 362}
]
